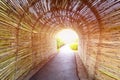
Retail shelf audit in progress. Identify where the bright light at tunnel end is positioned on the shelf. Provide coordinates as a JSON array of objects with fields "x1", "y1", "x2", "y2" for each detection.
[{"x1": 55, "y1": 29, "x2": 78, "y2": 44}]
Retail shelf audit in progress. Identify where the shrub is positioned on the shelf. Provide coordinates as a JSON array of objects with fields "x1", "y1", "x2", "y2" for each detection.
[
  {"x1": 56, "y1": 38, "x2": 65, "y2": 49},
  {"x1": 69, "y1": 43, "x2": 78, "y2": 50}
]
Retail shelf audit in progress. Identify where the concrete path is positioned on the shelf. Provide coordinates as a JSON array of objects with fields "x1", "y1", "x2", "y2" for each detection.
[{"x1": 30, "y1": 45, "x2": 79, "y2": 80}]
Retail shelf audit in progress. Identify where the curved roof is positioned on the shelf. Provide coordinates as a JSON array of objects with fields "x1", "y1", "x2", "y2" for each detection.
[{"x1": 1, "y1": 0, "x2": 120, "y2": 36}]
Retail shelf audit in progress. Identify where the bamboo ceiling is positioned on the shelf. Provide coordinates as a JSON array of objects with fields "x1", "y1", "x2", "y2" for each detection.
[{"x1": 1, "y1": 0, "x2": 120, "y2": 35}]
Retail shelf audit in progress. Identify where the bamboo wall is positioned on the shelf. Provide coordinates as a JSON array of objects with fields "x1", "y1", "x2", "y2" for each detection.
[
  {"x1": 0, "y1": 1, "x2": 57, "y2": 80},
  {"x1": 77, "y1": 1, "x2": 120, "y2": 80}
]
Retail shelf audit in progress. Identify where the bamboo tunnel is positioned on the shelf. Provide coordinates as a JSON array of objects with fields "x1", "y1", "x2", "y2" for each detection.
[{"x1": 0, "y1": 0, "x2": 120, "y2": 80}]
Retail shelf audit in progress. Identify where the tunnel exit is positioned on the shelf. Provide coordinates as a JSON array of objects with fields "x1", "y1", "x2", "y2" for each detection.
[{"x1": 55, "y1": 29, "x2": 79, "y2": 52}]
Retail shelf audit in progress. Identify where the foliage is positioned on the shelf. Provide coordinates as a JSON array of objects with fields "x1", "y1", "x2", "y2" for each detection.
[
  {"x1": 56, "y1": 38, "x2": 65, "y2": 49},
  {"x1": 69, "y1": 43, "x2": 78, "y2": 51}
]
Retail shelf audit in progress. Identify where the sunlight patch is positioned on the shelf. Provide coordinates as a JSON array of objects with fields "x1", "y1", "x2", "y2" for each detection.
[{"x1": 56, "y1": 29, "x2": 78, "y2": 44}]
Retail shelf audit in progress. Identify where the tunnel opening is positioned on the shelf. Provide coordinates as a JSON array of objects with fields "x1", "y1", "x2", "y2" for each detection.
[{"x1": 55, "y1": 29, "x2": 79, "y2": 52}]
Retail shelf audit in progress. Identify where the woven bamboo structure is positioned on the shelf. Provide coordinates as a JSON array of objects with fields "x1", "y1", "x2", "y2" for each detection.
[{"x1": 0, "y1": 0, "x2": 120, "y2": 80}]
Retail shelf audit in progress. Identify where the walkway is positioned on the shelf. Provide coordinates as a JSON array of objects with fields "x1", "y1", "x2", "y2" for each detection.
[{"x1": 30, "y1": 45, "x2": 79, "y2": 80}]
